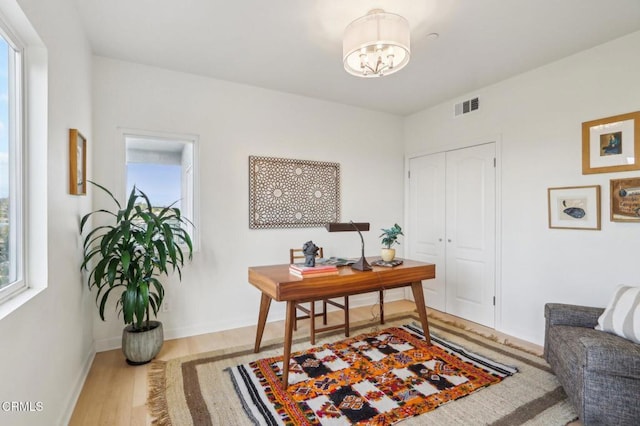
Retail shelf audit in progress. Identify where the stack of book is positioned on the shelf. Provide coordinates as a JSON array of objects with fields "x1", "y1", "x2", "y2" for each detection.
[{"x1": 289, "y1": 263, "x2": 339, "y2": 278}]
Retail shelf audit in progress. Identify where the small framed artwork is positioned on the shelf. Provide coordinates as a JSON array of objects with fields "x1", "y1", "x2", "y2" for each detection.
[
  {"x1": 582, "y1": 111, "x2": 640, "y2": 174},
  {"x1": 548, "y1": 185, "x2": 601, "y2": 230},
  {"x1": 610, "y1": 177, "x2": 640, "y2": 222},
  {"x1": 69, "y1": 128, "x2": 87, "y2": 195}
]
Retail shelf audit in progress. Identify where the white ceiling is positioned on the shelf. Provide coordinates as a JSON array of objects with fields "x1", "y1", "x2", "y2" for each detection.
[{"x1": 73, "y1": 0, "x2": 640, "y2": 116}]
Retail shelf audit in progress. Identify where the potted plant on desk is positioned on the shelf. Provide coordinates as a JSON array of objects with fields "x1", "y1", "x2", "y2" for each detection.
[
  {"x1": 379, "y1": 223, "x2": 403, "y2": 262},
  {"x1": 80, "y1": 182, "x2": 193, "y2": 365}
]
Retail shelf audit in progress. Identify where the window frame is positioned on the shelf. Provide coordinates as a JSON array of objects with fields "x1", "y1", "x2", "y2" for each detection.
[
  {"x1": 0, "y1": 15, "x2": 25, "y2": 303},
  {"x1": 0, "y1": 1, "x2": 48, "y2": 319},
  {"x1": 122, "y1": 128, "x2": 199, "y2": 251}
]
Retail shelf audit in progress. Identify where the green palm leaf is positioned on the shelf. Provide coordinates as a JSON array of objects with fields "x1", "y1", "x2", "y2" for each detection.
[{"x1": 80, "y1": 182, "x2": 193, "y2": 330}]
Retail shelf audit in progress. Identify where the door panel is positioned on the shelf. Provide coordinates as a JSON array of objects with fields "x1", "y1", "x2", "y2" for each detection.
[
  {"x1": 408, "y1": 143, "x2": 496, "y2": 327},
  {"x1": 408, "y1": 153, "x2": 446, "y2": 311},
  {"x1": 445, "y1": 144, "x2": 496, "y2": 327},
  {"x1": 453, "y1": 259, "x2": 483, "y2": 304}
]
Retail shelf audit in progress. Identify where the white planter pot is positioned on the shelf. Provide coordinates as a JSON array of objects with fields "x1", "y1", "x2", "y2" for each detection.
[
  {"x1": 381, "y1": 248, "x2": 396, "y2": 262},
  {"x1": 122, "y1": 320, "x2": 163, "y2": 365}
]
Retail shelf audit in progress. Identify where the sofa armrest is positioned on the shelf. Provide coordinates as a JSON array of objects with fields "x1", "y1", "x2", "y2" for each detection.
[
  {"x1": 545, "y1": 303, "x2": 604, "y2": 329},
  {"x1": 581, "y1": 335, "x2": 640, "y2": 378}
]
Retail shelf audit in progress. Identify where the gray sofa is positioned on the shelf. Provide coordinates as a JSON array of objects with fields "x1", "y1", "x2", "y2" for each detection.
[{"x1": 544, "y1": 303, "x2": 640, "y2": 425}]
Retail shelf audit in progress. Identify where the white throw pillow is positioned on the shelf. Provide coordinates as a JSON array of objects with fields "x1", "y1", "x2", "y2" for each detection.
[{"x1": 595, "y1": 285, "x2": 640, "y2": 344}]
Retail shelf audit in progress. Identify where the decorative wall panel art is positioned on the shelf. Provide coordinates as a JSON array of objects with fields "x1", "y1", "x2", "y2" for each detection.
[{"x1": 249, "y1": 156, "x2": 340, "y2": 229}]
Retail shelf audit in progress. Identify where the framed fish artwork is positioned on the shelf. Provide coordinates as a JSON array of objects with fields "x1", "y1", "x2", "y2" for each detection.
[{"x1": 548, "y1": 185, "x2": 601, "y2": 230}]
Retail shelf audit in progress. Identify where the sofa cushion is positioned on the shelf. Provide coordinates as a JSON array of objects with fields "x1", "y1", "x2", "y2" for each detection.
[
  {"x1": 596, "y1": 285, "x2": 640, "y2": 344},
  {"x1": 548, "y1": 325, "x2": 640, "y2": 379}
]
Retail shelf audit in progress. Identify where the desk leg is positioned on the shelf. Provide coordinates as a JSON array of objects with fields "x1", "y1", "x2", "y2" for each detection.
[
  {"x1": 282, "y1": 300, "x2": 296, "y2": 388},
  {"x1": 254, "y1": 293, "x2": 272, "y2": 353},
  {"x1": 411, "y1": 281, "x2": 431, "y2": 344}
]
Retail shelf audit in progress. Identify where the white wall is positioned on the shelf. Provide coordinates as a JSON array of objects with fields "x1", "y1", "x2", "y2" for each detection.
[
  {"x1": 0, "y1": 1, "x2": 94, "y2": 425},
  {"x1": 91, "y1": 57, "x2": 405, "y2": 350},
  {"x1": 1, "y1": 3, "x2": 635, "y2": 423},
  {"x1": 404, "y1": 30, "x2": 640, "y2": 345}
]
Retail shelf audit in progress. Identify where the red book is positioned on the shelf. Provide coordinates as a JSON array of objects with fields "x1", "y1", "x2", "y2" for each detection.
[
  {"x1": 289, "y1": 269, "x2": 339, "y2": 278},
  {"x1": 289, "y1": 263, "x2": 338, "y2": 276}
]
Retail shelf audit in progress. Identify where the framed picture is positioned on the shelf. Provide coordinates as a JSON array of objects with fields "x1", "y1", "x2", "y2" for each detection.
[
  {"x1": 548, "y1": 185, "x2": 601, "y2": 230},
  {"x1": 610, "y1": 177, "x2": 640, "y2": 222},
  {"x1": 248, "y1": 156, "x2": 340, "y2": 229},
  {"x1": 69, "y1": 128, "x2": 87, "y2": 195},
  {"x1": 582, "y1": 111, "x2": 640, "y2": 174}
]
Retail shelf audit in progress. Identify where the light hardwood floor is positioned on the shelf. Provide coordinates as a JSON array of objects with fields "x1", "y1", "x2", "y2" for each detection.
[{"x1": 69, "y1": 300, "x2": 543, "y2": 425}]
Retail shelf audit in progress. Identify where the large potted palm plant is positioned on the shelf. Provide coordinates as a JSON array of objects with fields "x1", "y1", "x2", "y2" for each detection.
[{"x1": 80, "y1": 182, "x2": 193, "y2": 365}]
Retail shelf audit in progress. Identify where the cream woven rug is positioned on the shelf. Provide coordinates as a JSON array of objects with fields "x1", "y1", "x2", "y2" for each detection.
[{"x1": 148, "y1": 313, "x2": 578, "y2": 425}]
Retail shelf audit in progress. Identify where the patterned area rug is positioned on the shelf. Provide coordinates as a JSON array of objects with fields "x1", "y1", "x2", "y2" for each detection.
[
  {"x1": 147, "y1": 313, "x2": 579, "y2": 425},
  {"x1": 229, "y1": 324, "x2": 517, "y2": 425}
]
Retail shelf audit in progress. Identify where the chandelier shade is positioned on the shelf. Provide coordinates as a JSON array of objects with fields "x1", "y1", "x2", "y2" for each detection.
[{"x1": 343, "y1": 9, "x2": 410, "y2": 78}]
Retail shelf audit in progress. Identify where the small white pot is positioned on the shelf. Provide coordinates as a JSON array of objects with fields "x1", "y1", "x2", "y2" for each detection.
[{"x1": 381, "y1": 248, "x2": 396, "y2": 262}]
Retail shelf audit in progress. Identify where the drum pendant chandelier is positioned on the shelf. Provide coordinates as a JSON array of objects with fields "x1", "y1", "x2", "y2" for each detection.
[{"x1": 342, "y1": 9, "x2": 411, "y2": 78}]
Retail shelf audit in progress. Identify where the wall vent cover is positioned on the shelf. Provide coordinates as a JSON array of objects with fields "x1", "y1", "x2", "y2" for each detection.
[{"x1": 454, "y1": 97, "x2": 480, "y2": 117}]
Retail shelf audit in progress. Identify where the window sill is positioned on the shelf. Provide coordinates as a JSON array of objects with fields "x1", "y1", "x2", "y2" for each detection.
[{"x1": 0, "y1": 287, "x2": 45, "y2": 321}]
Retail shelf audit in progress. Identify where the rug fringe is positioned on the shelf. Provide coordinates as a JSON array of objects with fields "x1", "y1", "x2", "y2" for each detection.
[
  {"x1": 425, "y1": 311, "x2": 543, "y2": 357},
  {"x1": 501, "y1": 338, "x2": 544, "y2": 356},
  {"x1": 147, "y1": 359, "x2": 172, "y2": 426}
]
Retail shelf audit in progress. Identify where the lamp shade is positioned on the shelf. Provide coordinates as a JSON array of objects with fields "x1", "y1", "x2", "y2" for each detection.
[
  {"x1": 343, "y1": 9, "x2": 410, "y2": 77},
  {"x1": 325, "y1": 222, "x2": 372, "y2": 271},
  {"x1": 325, "y1": 222, "x2": 370, "y2": 232}
]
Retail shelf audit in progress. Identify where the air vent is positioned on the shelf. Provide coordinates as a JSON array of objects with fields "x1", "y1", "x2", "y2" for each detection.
[{"x1": 454, "y1": 97, "x2": 480, "y2": 117}]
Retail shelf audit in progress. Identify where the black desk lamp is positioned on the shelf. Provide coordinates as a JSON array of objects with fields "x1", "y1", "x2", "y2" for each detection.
[{"x1": 325, "y1": 221, "x2": 372, "y2": 271}]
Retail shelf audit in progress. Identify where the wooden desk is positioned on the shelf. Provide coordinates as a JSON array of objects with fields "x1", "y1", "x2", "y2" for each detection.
[{"x1": 248, "y1": 259, "x2": 436, "y2": 387}]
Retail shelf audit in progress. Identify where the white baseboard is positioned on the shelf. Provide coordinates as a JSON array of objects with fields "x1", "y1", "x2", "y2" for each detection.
[
  {"x1": 58, "y1": 343, "x2": 96, "y2": 425},
  {"x1": 95, "y1": 336, "x2": 122, "y2": 353},
  {"x1": 94, "y1": 290, "x2": 406, "y2": 352}
]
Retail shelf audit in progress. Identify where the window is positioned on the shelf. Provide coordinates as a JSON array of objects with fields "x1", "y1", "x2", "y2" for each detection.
[
  {"x1": 0, "y1": 25, "x2": 23, "y2": 301},
  {"x1": 0, "y1": 1, "x2": 47, "y2": 316},
  {"x1": 124, "y1": 131, "x2": 198, "y2": 246}
]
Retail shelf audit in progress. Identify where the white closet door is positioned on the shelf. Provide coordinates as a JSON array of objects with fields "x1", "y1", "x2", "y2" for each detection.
[
  {"x1": 445, "y1": 144, "x2": 496, "y2": 327},
  {"x1": 407, "y1": 153, "x2": 446, "y2": 311}
]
